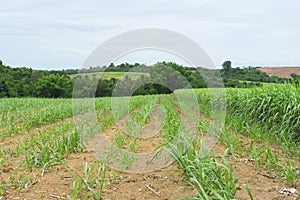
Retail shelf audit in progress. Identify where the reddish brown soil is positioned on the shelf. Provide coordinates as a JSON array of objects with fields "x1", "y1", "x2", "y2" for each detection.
[
  {"x1": 0, "y1": 103, "x2": 299, "y2": 200},
  {"x1": 257, "y1": 67, "x2": 300, "y2": 78}
]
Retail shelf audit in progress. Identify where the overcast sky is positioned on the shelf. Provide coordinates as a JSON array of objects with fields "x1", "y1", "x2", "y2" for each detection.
[{"x1": 0, "y1": 0, "x2": 299, "y2": 70}]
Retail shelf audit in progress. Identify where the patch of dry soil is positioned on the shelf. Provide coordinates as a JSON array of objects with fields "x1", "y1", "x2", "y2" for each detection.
[{"x1": 257, "y1": 67, "x2": 300, "y2": 78}]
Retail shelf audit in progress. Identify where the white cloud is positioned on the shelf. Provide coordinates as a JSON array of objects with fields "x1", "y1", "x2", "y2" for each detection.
[{"x1": 0, "y1": 0, "x2": 299, "y2": 69}]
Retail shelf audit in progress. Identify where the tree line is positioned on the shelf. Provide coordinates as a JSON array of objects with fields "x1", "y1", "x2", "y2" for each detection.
[{"x1": 0, "y1": 60, "x2": 293, "y2": 98}]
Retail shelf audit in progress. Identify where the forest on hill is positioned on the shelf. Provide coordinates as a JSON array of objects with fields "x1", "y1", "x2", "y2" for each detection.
[{"x1": 0, "y1": 60, "x2": 297, "y2": 98}]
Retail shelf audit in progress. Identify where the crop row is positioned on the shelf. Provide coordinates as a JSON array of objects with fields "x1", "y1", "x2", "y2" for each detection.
[{"x1": 188, "y1": 84, "x2": 300, "y2": 153}]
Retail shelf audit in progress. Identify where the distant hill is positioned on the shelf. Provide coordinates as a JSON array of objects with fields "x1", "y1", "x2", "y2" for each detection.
[{"x1": 257, "y1": 67, "x2": 300, "y2": 78}]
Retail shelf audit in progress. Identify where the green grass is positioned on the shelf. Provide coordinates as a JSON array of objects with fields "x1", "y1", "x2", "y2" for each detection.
[
  {"x1": 70, "y1": 71, "x2": 149, "y2": 80},
  {"x1": 1, "y1": 84, "x2": 299, "y2": 198},
  {"x1": 168, "y1": 136, "x2": 242, "y2": 200},
  {"x1": 23, "y1": 122, "x2": 82, "y2": 170},
  {"x1": 188, "y1": 84, "x2": 300, "y2": 153},
  {"x1": 71, "y1": 161, "x2": 108, "y2": 200},
  {"x1": 0, "y1": 98, "x2": 73, "y2": 138},
  {"x1": 126, "y1": 95, "x2": 159, "y2": 136},
  {"x1": 226, "y1": 84, "x2": 300, "y2": 151}
]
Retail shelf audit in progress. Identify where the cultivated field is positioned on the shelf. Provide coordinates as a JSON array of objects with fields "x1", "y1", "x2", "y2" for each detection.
[
  {"x1": 257, "y1": 67, "x2": 300, "y2": 78},
  {"x1": 70, "y1": 72, "x2": 149, "y2": 80},
  {"x1": 0, "y1": 84, "x2": 299, "y2": 199}
]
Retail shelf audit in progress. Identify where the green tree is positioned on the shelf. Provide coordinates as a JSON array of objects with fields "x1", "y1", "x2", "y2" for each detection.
[
  {"x1": 36, "y1": 74, "x2": 73, "y2": 98},
  {"x1": 222, "y1": 61, "x2": 232, "y2": 79}
]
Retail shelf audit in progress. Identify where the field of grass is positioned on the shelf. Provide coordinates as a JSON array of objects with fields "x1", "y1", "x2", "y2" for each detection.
[
  {"x1": 69, "y1": 72, "x2": 150, "y2": 80},
  {"x1": 0, "y1": 84, "x2": 299, "y2": 199}
]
